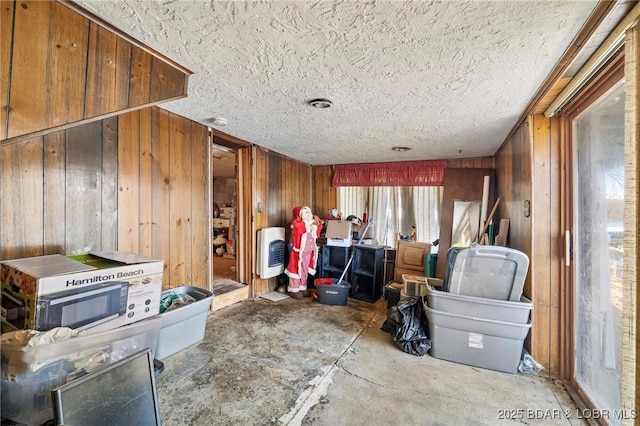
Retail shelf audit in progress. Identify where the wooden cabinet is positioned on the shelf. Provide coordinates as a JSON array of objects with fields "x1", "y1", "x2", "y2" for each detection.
[
  {"x1": 393, "y1": 241, "x2": 432, "y2": 282},
  {"x1": 1, "y1": 0, "x2": 190, "y2": 141}
]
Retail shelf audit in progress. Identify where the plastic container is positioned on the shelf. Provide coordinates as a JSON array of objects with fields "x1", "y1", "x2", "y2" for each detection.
[
  {"x1": 424, "y1": 304, "x2": 531, "y2": 374},
  {"x1": 155, "y1": 285, "x2": 214, "y2": 360},
  {"x1": 425, "y1": 286, "x2": 533, "y2": 324},
  {"x1": 314, "y1": 278, "x2": 350, "y2": 306},
  {"x1": 425, "y1": 253, "x2": 438, "y2": 278},
  {"x1": 447, "y1": 244, "x2": 529, "y2": 301},
  {"x1": 1, "y1": 316, "x2": 162, "y2": 426}
]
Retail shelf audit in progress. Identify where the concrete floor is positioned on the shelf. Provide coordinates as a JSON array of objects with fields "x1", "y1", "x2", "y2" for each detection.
[{"x1": 156, "y1": 294, "x2": 586, "y2": 426}]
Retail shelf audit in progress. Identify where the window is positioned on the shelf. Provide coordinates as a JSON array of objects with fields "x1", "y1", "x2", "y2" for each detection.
[{"x1": 337, "y1": 186, "x2": 442, "y2": 247}]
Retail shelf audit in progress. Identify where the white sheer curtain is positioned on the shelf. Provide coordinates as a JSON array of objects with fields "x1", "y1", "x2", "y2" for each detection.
[{"x1": 337, "y1": 186, "x2": 442, "y2": 247}]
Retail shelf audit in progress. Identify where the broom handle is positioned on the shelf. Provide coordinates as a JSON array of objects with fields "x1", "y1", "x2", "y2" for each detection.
[{"x1": 337, "y1": 220, "x2": 373, "y2": 285}]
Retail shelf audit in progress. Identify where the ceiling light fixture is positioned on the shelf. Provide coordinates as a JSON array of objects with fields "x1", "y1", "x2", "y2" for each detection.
[
  {"x1": 307, "y1": 98, "x2": 333, "y2": 109},
  {"x1": 392, "y1": 146, "x2": 412, "y2": 152}
]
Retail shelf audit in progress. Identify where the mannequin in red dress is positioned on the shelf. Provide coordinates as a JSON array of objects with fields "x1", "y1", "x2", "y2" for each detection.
[{"x1": 285, "y1": 206, "x2": 323, "y2": 298}]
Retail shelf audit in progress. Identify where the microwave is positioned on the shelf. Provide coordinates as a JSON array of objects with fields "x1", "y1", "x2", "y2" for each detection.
[{"x1": 36, "y1": 281, "x2": 129, "y2": 331}]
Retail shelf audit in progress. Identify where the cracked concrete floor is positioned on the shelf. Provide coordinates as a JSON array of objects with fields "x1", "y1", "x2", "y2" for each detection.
[{"x1": 155, "y1": 295, "x2": 586, "y2": 426}]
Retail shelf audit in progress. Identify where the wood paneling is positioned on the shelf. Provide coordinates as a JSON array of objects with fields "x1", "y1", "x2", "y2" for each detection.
[
  {"x1": 1, "y1": 0, "x2": 189, "y2": 142},
  {"x1": 272, "y1": 153, "x2": 313, "y2": 242},
  {"x1": 436, "y1": 167, "x2": 496, "y2": 279},
  {"x1": 150, "y1": 56, "x2": 187, "y2": 103},
  {"x1": 151, "y1": 108, "x2": 172, "y2": 280},
  {"x1": 100, "y1": 117, "x2": 119, "y2": 250},
  {"x1": 495, "y1": 115, "x2": 562, "y2": 378},
  {"x1": 235, "y1": 146, "x2": 251, "y2": 286},
  {"x1": 252, "y1": 146, "x2": 269, "y2": 295},
  {"x1": 313, "y1": 165, "x2": 336, "y2": 221},
  {"x1": 7, "y1": 1, "x2": 88, "y2": 138},
  {"x1": 168, "y1": 113, "x2": 191, "y2": 285},
  {"x1": 1, "y1": 0, "x2": 15, "y2": 139},
  {"x1": 249, "y1": 147, "x2": 313, "y2": 295},
  {"x1": 85, "y1": 22, "x2": 131, "y2": 118},
  {"x1": 65, "y1": 122, "x2": 104, "y2": 253},
  {"x1": 43, "y1": 131, "x2": 66, "y2": 254},
  {"x1": 0, "y1": 123, "x2": 119, "y2": 261},
  {"x1": 446, "y1": 156, "x2": 495, "y2": 169},
  {"x1": 0, "y1": 137, "x2": 45, "y2": 260},
  {"x1": 117, "y1": 110, "x2": 141, "y2": 254},
  {"x1": 117, "y1": 108, "x2": 210, "y2": 291},
  {"x1": 128, "y1": 45, "x2": 153, "y2": 107},
  {"x1": 189, "y1": 121, "x2": 207, "y2": 284}
]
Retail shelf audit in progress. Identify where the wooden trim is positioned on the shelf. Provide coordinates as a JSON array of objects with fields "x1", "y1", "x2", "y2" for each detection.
[
  {"x1": 58, "y1": 0, "x2": 193, "y2": 75},
  {"x1": 559, "y1": 114, "x2": 574, "y2": 381},
  {"x1": 545, "y1": 1, "x2": 640, "y2": 117},
  {"x1": 559, "y1": 50, "x2": 625, "y2": 117},
  {"x1": 0, "y1": 98, "x2": 186, "y2": 147},
  {"x1": 211, "y1": 128, "x2": 252, "y2": 149},
  {"x1": 563, "y1": 382, "x2": 607, "y2": 426}
]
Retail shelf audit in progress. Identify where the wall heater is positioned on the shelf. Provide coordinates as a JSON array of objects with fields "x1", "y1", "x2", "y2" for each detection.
[{"x1": 256, "y1": 227, "x2": 286, "y2": 279}]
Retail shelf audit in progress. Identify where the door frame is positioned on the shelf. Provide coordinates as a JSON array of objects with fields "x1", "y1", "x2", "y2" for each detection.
[
  {"x1": 557, "y1": 51, "x2": 625, "y2": 419},
  {"x1": 210, "y1": 130, "x2": 254, "y2": 292}
]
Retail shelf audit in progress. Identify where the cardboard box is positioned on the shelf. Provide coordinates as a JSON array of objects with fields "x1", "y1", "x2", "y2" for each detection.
[
  {"x1": 352, "y1": 222, "x2": 376, "y2": 240},
  {"x1": 219, "y1": 207, "x2": 235, "y2": 219},
  {"x1": 1, "y1": 252, "x2": 164, "y2": 333},
  {"x1": 402, "y1": 274, "x2": 428, "y2": 296},
  {"x1": 326, "y1": 220, "x2": 353, "y2": 247}
]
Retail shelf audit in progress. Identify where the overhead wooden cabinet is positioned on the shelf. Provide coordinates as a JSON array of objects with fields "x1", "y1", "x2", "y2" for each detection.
[{"x1": 0, "y1": 0, "x2": 190, "y2": 142}]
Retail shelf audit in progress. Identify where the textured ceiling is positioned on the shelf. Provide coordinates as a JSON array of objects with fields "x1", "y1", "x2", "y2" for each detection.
[{"x1": 75, "y1": 0, "x2": 599, "y2": 166}]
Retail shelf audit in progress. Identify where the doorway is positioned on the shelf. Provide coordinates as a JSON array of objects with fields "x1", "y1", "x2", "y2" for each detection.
[
  {"x1": 569, "y1": 80, "x2": 625, "y2": 421},
  {"x1": 212, "y1": 143, "x2": 240, "y2": 286}
]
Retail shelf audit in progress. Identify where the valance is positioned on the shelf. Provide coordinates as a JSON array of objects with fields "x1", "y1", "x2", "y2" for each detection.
[{"x1": 332, "y1": 160, "x2": 447, "y2": 187}]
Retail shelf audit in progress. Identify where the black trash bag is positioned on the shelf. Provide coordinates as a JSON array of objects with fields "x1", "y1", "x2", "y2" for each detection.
[{"x1": 381, "y1": 297, "x2": 431, "y2": 356}]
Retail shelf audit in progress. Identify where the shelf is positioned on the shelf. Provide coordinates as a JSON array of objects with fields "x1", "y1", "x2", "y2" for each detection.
[{"x1": 351, "y1": 268, "x2": 374, "y2": 277}]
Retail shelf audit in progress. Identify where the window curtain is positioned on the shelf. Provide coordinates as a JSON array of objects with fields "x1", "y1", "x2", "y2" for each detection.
[
  {"x1": 338, "y1": 186, "x2": 442, "y2": 247},
  {"x1": 332, "y1": 160, "x2": 447, "y2": 187}
]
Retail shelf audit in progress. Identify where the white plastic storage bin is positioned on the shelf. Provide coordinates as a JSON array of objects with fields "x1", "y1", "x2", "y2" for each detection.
[
  {"x1": 156, "y1": 285, "x2": 214, "y2": 360},
  {"x1": 425, "y1": 285, "x2": 532, "y2": 324},
  {"x1": 1, "y1": 316, "x2": 162, "y2": 426},
  {"x1": 424, "y1": 304, "x2": 531, "y2": 374},
  {"x1": 447, "y1": 244, "x2": 529, "y2": 301}
]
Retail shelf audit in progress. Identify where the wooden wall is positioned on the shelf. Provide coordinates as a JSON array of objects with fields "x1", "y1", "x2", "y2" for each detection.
[
  {"x1": 313, "y1": 166, "x2": 337, "y2": 221},
  {"x1": 118, "y1": 108, "x2": 209, "y2": 290},
  {"x1": 268, "y1": 153, "x2": 314, "y2": 236},
  {"x1": 252, "y1": 147, "x2": 313, "y2": 294},
  {"x1": 0, "y1": 107, "x2": 210, "y2": 293},
  {"x1": 1, "y1": 0, "x2": 188, "y2": 142},
  {"x1": 0, "y1": 119, "x2": 118, "y2": 260},
  {"x1": 495, "y1": 116, "x2": 562, "y2": 378}
]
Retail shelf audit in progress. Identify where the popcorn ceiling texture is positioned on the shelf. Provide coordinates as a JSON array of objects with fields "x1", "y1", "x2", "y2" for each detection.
[{"x1": 76, "y1": 0, "x2": 598, "y2": 165}]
